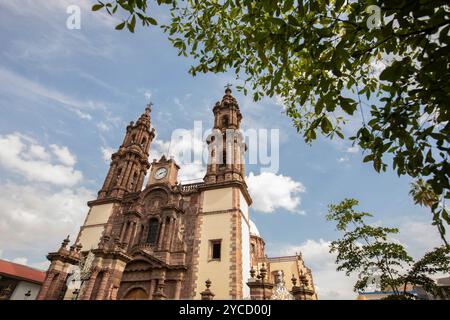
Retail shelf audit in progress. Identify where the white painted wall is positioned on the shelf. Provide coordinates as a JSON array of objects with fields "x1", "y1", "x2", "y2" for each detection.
[
  {"x1": 239, "y1": 192, "x2": 251, "y2": 299},
  {"x1": 10, "y1": 281, "x2": 41, "y2": 300}
]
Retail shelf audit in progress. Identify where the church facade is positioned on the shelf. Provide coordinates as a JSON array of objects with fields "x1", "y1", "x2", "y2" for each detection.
[{"x1": 37, "y1": 88, "x2": 317, "y2": 300}]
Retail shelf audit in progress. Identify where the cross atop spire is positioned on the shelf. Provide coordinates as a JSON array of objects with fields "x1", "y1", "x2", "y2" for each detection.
[
  {"x1": 224, "y1": 83, "x2": 232, "y2": 94},
  {"x1": 145, "y1": 101, "x2": 153, "y2": 114}
]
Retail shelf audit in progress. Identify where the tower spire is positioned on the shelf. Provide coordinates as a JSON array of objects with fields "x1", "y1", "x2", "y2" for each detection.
[
  {"x1": 204, "y1": 87, "x2": 246, "y2": 184},
  {"x1": 97, "y1": 104, "x2": 155, "y2": 199}
]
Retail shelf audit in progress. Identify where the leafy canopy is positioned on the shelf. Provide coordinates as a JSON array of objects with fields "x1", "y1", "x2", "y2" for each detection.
[
  {"x1": 92, "y1": 0, "x2": 450, "y2": 235},
  {"x1": 327, "y1": 199, "x2": 450, "y2": 298}
]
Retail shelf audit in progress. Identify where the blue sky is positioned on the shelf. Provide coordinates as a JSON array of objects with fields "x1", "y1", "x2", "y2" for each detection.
[{"x1": 0, "y1": 1, "x2": 444, "y2": 299}]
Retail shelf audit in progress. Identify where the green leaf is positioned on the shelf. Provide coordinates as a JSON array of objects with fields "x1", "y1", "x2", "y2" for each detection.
[
  {"x1": 321, "y1": 117, "x2": 333, "y2": 134},
  {"x1": 147, "y1": 17, "x2": 157, "y2": 25},
  {"x1": 92, "y1": 3, "x2": 104, "y2": 11},
  {"x1": 115, "y1": 21, "x2": 126, "y2": 30},
  {"x1": 363, "y1": 154, "x2": 374, "y2": 163},
  {"x1": 128, "y1": 14, "x2": 136, "y2": 33}
]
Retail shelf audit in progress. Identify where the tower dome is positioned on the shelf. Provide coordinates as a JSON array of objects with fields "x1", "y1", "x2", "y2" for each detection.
[{"x1": 249, "y1": 220, "x2": 261, "y2": 237}]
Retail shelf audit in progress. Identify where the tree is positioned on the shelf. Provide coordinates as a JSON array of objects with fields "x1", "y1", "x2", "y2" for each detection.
[
  {"x1": 410, "y1": 178, "x2": 449, "y2": 247},
  {"x1": 326, "y1": 198, "x2": 450, "y2": 299},
  {"x1": 92, "y1": 1, "x2": 450, "y2": 234}
]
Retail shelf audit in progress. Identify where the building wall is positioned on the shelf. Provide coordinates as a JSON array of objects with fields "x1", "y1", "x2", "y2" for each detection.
[
  {"x1": 194, "y1": 211, "x2": 232, "y2": 299},
  {"x1": 239, "y1": 190, "x2": 251, "y2": 299},
  {"x1": 77, "y1": 203, "x2": 115, "y2": 250},
  {"x1": 194, "y1": 187, "x2": 234, "y2": 299},
  {"x1": 10, "y1": 281, "x2": 41, "y2": 300},
  {"x1": 202, "y1": 188, "x2": 233, "y2": 211}
]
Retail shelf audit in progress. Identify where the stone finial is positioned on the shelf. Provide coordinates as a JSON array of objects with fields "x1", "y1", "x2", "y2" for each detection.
[
  {"x1": 200, "y1": 279, "x2": 215, "y2": 300},
  {"x1": 300, "y1": 270, "x2": 309, "y2": 287},
  {"x1": 59, "y1": 235, "x2": 70, "y2": 252},
  {"x1": 291, "y1": 274, "x2": 297, "y2": 287},
  {"x1": 259, "y1": 263, "x2": 267, "y2": 280},
  {"x1": 250, "y1": 267, "x2": 256, "y2": 279}
]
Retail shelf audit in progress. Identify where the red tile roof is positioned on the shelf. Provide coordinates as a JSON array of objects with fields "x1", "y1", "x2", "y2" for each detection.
[{"x1": 0, "y1": 259, "x2": 46, "y2": 284}]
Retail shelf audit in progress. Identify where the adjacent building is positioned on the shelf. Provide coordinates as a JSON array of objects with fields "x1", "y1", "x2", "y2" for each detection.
[{"x1": 0, "y1": 259, "x2": 45, "y2": 300}]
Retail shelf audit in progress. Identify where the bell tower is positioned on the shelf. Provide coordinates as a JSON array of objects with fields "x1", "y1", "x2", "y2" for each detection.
[
  {"x1": 98, "y1": 105, "x2": 155, "y2": 199},
  {"x1": 204, "y1": 86, "x2": 246, "y2": 184},
  {"x1": 75, "y1": 105, "x2": 155, "y2": 252},
  {"x1": 194, "y1": 87, "x2": 252, "y2": 299}
]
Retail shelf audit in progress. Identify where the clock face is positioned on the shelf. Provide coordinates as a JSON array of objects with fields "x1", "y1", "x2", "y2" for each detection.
[{"x1": 154, "y1": 167, "x2": 167, "y2": 180}]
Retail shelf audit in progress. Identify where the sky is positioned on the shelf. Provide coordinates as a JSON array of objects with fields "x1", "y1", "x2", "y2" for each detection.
[{"x1": 0, "y1": 0, "x2": 445, "y2": 300}]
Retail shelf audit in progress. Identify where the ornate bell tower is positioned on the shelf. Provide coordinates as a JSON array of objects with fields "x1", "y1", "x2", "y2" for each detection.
[
  {"x1": 194, "y1": 87, "x2": 252, "y2": 299},
  {"x1": 98, "y1": 105, "x2": 155, "y2": 199},
  {"x1": 75, "y1": 105, "x2": 155, "y2": 252},
  {"x1": 204, "y1": 86, "x2": 246, "y2": 184}
]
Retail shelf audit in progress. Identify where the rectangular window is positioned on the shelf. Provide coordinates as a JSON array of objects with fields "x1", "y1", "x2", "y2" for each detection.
[{"x1": 209, "y1": 240, "x2": 222, "y2": 261}]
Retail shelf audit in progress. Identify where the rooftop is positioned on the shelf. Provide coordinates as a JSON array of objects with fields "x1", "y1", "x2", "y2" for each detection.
[{"x1": 0, "y1": 259, "x2": 46, "y2": 284}]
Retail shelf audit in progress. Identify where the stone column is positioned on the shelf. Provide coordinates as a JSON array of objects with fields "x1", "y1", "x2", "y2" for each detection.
[
  {"x1": 80, "y1": 268, "x2": 100, "y2": 300},
  {"x1": 101, "y1": 163, "x2": 117, "y2": 192},
  {"x1": 168, "y1": 217, "x2": 177, "y2": 250},
  {"x1": 121, "y1": 161, "x2": 133, "y2": 189},
  {"x1": 148, "y1": 279, "x2": 156, "y2": 300},
  {"x1": 152, "y1": 279, "x2": 167, "y2": 300},
  {"x1": 123, "y1": 221, "x2": 133, "y2": 247},
  {"x1": 158, "y1": 219, "x2": 166, "y2": 250},
  {"x1": 37, "y1": 270, "x2": 56, "y2": 300},
  {"x1": 96, "y1": 269, "x2": 111, "y2": 300},
  {"x1": 174, "y1": 280, "x2": 182, "y2": 300},
  {"x1": 119, "y1": 222, "x2": 128, "y2": 243},
  {"x1": 126, "y1": 221, "x2": 136, "y2": 249}
]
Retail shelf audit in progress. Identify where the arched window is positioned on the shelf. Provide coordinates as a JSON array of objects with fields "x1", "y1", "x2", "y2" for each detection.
[
  {"x1": 222, "y1": 116, "x2": 229, "y2": 127},
  {"x1": 147, "y1": 218, "x2": 159, "y2": 245},
  {"x1": 130, "y1": 172, "x2": 138, "y2": 190},
  {"x1": 111, "y1": 167, "x2": 122, "y2": 188},
  {"x1": 141, "y1": 137, "x2": 147, "y2": 148},
  {"x1": 131, "y1": 134, "x2": 136, "y2": 143}
]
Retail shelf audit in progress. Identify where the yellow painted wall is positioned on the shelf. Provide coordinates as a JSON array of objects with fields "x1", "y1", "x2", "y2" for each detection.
[
  {"x1": 78, "y1": 225, "x2": 105, "y2": 251},
  {"x1": 195, "y1": 213, "x2": 232, "y2": 299},
  {"x1": 195, "y1": 188, "x2": 234, "y2": 299},
  {"x1": 77, "y1": 203, "x2": 114, "y2": 251},
  {"x1": 84, "y1": 203, "x2": 114, "y2": 225},
  {"x1": 202, "y1": 188, "x2": 233, "y2": 212},
  {"x1": 267, "y1": 260, "x2": 300, "y2": 291}
]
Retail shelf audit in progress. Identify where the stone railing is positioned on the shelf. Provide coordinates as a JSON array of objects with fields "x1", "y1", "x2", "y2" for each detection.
[{"x1": 178, "y1": 182, "x2": 204, "y2": 193}]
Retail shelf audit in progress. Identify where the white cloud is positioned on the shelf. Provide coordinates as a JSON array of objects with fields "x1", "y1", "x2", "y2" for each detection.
[
  {"x1": 396, "y1": 220, "x2": 445, "y2": 259},
  {"x1": 50, "y1": 144, "x2": 76, "y2": 167},
  {"x1": 247, "y1": 172, "x2": 305, "y2": 213},
  {"x1": 149, "y1": 135, "x2": 206, "y2": 182},
  {"x1": 0, "y1": 133, "x2": 82, "y2": 186},
  {"x1": 144, "y1": 90, "x2": 152, "y2": 100},
  {"x1": 101, "y1": 146, "x2": 115, "y2": 163},
  {"x1": 346, "y1": 146, "x2": 360, "y2": 154},
  {"x1": 11, "y1": 257, "x2": 28, "y2": 265},
  {"x1": 97, "y1": 121, "x2": 110, "y2": 131},
  {"x1": 0, "y1": 182, "x2": 94, "y2": 255},
  {"x1": 338, "y1": 156, "x2": 349, "y2": 163},
  {"x1": 28, "y1": 145, "x2": 50, "y2": 161}
]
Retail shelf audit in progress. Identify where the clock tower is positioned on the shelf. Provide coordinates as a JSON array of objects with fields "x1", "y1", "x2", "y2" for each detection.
[{"x1": 147, "y1": 155, "x2": 179, "y2": 186}]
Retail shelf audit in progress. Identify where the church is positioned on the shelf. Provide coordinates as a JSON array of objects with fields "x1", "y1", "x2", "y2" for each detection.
[{"x1": 37, "y1": 88, "x2": 318, "y2": 300}]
